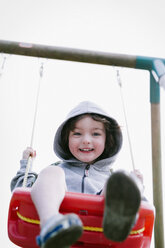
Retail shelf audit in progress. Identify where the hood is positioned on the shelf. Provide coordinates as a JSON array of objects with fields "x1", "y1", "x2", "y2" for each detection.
[{"x1": 53, "y1": 101, "x2": 122, "y2": 166}]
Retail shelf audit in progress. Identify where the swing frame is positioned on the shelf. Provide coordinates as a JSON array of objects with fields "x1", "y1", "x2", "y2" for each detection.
[{"x1": 0, "y1": 39, "x2": 164, "y2": 247}]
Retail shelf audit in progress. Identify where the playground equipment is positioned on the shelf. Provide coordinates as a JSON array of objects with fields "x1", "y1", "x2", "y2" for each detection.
[
  {"x1": 0, "y1": 40, "x2": 164, "y2": 247},
  {"x1": 8, "y1": 188, "x2": 154, "y2": 248}
]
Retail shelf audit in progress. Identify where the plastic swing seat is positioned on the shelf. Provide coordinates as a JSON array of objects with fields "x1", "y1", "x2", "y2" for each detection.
[{"x1": 8, "y1": 187, "x2": 155, "y2": 248}]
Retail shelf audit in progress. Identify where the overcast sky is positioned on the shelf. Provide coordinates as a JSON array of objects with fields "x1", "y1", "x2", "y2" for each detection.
[{"x1": 0, "y1": 1, "x2": 165, "y2": 247}]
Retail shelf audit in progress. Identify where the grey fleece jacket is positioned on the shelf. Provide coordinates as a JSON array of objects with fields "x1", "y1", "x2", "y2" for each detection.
[{"x1": 11, "y1": 101, "x2": 122, "y2": 194}]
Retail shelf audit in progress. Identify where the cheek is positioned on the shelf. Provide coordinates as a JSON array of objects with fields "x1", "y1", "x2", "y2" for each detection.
[
  {"x1": 68, "y1": 138, "x2": 73, "y2": 152},
  {"x1": 97, "y1": 138, "x2": 106, "y2": 152},
  {"x1": 68, "y1": 138, "x2": 77, "y2": 153}
]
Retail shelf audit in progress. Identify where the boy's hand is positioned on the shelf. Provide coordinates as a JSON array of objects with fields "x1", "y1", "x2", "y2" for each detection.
[
  {"x1": 22, "y1": 147, "x2": 36, "y2": 160},
  {"x1": 130, "y1": 169, "x2": 144, "y2": 184}
]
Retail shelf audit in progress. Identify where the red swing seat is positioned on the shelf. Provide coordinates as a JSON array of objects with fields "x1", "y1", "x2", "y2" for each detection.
[{"x1": 8, "y1": 187, "x2": 155, "y2": 248}]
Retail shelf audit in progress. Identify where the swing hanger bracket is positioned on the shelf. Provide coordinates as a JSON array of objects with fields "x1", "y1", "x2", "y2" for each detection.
[{"x1": 152, "y1": 59, "x2": 165, "y2": 90}]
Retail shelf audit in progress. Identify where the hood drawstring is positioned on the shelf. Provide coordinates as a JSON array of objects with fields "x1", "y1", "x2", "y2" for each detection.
[{"x1": 81, "y1": 164, "x2": 90, "y2": 193}]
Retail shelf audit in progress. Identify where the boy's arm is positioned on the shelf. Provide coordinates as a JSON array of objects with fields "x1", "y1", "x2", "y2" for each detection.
[
  {"x1": 130, "y1": 169, "x2": 144, "y2": 195},
  {"x1": 10, "y1": 159, "x2": 38, "y2": 191},
  {"x1": 10, "y1": 147, "x2": 38, "y2": 191}
]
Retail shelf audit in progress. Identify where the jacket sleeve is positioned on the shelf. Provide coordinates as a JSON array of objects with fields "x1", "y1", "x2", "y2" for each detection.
[{"x1": 10, "y1": 159, "x2": 38, "y2": 192}]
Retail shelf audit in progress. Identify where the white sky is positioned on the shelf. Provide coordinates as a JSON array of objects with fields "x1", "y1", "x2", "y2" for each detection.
[{"x1": 0, "y1": 0, "x2": 165, "y2": 247}]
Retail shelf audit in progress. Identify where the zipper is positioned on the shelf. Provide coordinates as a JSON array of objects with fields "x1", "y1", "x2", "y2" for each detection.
[{"x1": 81, "y1": 164, "x2": 90, "y2": 193}]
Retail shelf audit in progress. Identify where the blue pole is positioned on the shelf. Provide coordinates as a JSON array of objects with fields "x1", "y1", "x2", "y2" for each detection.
[
  {"x1": 150, "y1": 71, "x2": 160, "y2": 103},
  {"x1": 150, "y1": 73, "x2": 164, "y2": 248}
]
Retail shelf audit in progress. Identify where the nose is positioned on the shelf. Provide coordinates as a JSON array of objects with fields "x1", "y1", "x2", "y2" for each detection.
[{"x1": 82, "y1": 134, "x2": 91, "y2": 144}]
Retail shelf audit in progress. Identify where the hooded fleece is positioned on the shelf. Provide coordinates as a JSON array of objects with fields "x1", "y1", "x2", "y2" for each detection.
[{"x1": 11, "y1": 101, "x2": 122, "y2": 194}]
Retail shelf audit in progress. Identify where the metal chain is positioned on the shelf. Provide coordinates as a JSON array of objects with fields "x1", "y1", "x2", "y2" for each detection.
[
  {"x1": 116, "y1": 69, "x2": 136, "y2": 171},
  {"x1": 0, "y1": 54, "x2": 7, "y2": 79},
  {"x1": 30, "y1": 62, "x2": 44, "y2": 148},
  {"x1": 23, "y1": 62, "x2": 44, "y2": 187}
]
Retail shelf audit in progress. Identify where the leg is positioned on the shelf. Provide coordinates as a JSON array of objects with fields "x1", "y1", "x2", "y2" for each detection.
[
  {"x1": 31, "y1": 166, "x2": 83, "y2": 248},
  {"x1": 103, "y1": 171, "x2": 141, "y2": 242},
  {"x1": 31, "y1": 166, "x2": 67, "y2": 227}
]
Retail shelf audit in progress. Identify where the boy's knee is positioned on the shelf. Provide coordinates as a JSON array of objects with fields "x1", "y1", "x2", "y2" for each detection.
[
  {"x1": 40, "y1": 166, "x2": 65, "y2": 177},
  {"x1": 37, "y1": 166, "x2": 66, "y2": 187},
  {"x1": 32, "y1": 166, "x2": 67, "y2": 191}
]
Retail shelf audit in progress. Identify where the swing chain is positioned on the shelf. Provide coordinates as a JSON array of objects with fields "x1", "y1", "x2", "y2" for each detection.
[
  {"x1": 23, "y1": 61, "x2": 44, "y2": 188},
  {"x1": 39, "y1": 62, "x2": 44, "y2": 78},
  {"x1": 0, "y1": 54, "x2": 7, "y2": 78},
  {"x1": 115, "y1": 68, "x2": 136, "y2": 171},
  {"x1": 116, "y1": 69, "x2": 122, "y2": 87}
]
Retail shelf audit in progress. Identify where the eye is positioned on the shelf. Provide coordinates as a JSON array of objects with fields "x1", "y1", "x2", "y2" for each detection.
[
  {"x1": 73, "y1": 132, "x2": 81, "y2": 136},
  {"x1": 93, "y1": 132, "x2": 101, "y2": 136}
]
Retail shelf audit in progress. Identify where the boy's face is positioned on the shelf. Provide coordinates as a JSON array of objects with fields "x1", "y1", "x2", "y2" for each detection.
[{"x1": 68, "y1": 116, "x2": 106, "y2": 164}]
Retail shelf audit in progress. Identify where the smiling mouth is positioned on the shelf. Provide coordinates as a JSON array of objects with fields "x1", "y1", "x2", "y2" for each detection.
[{"x1": 79, "y1": 148, "x2": 94, "y2": 152}]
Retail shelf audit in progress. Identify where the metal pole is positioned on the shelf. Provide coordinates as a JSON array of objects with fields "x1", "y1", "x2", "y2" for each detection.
[
  {"x1": 0, "y1": 39, "x2": 137, "y2": 68},
  {"x1": 150, "y1": 72, "x2": 164, "y2": 248},
  {"x1": 0, "y1": 39, "x2": 165, "y2": 71}
]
